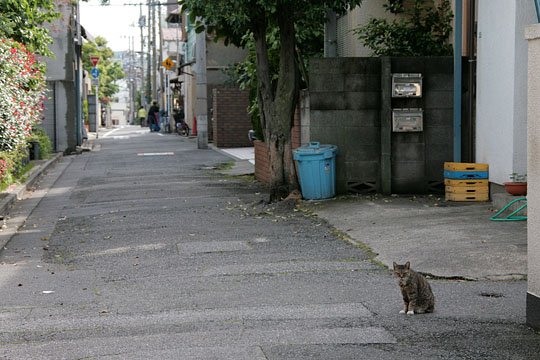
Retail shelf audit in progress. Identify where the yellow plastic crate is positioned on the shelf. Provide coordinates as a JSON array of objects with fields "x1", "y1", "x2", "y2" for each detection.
[
  {"x1": 444, "y1": 179, "x2": 489, "y2": 187},
  {"x1": 445, "y1": 185, "x2": 489, "y2": 194},
  {"x1": 445, "y1": 192, "x2": 489, "y2": 202},
  {"x1": 444, "y1": 162, "x2": 489, "y2": 172}
]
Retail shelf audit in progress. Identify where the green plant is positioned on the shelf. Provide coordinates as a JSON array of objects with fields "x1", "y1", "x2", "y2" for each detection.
[
  {"x1": 0, "y1": 0, "x2": 59, "y2": 57},
  {"x1": 0, "y1": 38, "x2": 47, "y2": 152},
  {"x1": 180, "y1": 0, "x2": 364, "y2": 201},
  {"x1": 83, "y1": 99, "x2": 89, "y2": 125},
  {"x1": 0, "y1": 155, "x2": 11, "y2": 188},
  {"x1": 0, "y1": 144, "x2": 33, "y2": 190},
  {"x1": 82, "y1": 37, "x2": 125, "y2": 101},
  {"x1": 354, "y1": 0, "x2": 453, "y2": 56},
  {"x1": 28, "y1": 127, "x2": 52, "y2": 160}
]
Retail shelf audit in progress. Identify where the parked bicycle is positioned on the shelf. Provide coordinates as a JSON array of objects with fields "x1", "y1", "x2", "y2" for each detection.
[{"x1": 173, "y1": 108, "x2": 189, "y2": 136}]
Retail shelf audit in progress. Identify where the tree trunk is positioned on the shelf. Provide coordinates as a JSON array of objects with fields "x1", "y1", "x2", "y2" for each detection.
[{"x1": 253, "y1": 5, "x2": 299, "y2": 201}]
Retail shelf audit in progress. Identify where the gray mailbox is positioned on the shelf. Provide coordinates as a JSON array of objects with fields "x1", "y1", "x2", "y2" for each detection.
[
  {"x1": 392, "y1": 73, "x2": 422, "y2": 98},
  {"x1": 392, "y1": 108, "x2": 423, "y2": 132}
]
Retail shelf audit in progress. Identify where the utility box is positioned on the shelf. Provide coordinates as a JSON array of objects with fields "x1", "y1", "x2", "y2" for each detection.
[
  {"x1": 392, "y1": 108, "x2": 423, "y2": 132},
  {"x1": 392, "y1": 73, "x2": 422, "y2": 98}
]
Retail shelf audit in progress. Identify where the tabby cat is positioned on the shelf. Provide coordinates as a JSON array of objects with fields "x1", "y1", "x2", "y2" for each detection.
[{"x1": 393, "y1": 261, "x2": 435, "y2": 315}]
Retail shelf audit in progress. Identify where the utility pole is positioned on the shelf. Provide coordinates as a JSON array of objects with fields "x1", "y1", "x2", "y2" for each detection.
[
  {"x1": 195, "y1": 23, "x2": 208, "y2": 149},
  {"x1": 324, "y1": 10, "x2": 337, "y2": 57},
  {"x1": 131, "y1": 36, "x2": 136, "y2": 125},
  {"x1": 158, "y1": 2, "x2": 164, "y2": 112},
  {"x1": 139, "y1": 3, "x2": 146, "y2": 108},
  {"x1": 147, "y1": 0, "x2": 152, "y2": 104},
  {"x1": 75, "y1": 1, "x2": 83, "y2": 145},
  {"x1": 127, "y1": 38, "x2": 133, "y2": 125},
  {"x1": 151, "y1": 1, "x2": 158, "y2": 102}
]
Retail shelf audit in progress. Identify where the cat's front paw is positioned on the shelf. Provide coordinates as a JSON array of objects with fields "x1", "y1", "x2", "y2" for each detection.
[
  {"x1": 399, "y1": 310, "x2": 406, "y2": 314},
  {"x1": 406, "y1": 310, "x2": 414, "y2": 315}
]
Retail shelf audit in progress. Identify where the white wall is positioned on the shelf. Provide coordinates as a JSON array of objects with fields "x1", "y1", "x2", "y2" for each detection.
[
  {"x1": 525, "y1": 23, "x2": 540, "y2": 330},
  {"x1": 476, "y1": 0, "x2": 535, "y2": 184},
  {"x1": 337, "y1": 0, "x2": 393, "y2": 57}
]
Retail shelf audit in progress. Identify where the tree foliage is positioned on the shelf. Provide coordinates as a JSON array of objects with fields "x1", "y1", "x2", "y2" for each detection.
[
  {"x1": 226, "y1": 16, "x2": 324, "y2": 141},
  {"x1": 354, "y1": 0, "x2": 453, "y2": 56},
  {"x1": 180, "y1": 0, "x2": 363, "y2": 200},
  {"x1": 82, "y1": 36, "x2": 125, "y2": 101},
  {"x1": 0, "y1": 0, "x2": 59, "y2": 57}
]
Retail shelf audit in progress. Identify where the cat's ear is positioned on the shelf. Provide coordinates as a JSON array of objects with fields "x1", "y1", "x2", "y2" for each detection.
[
  {"x1": 405, "y1": 261, "x2": 410, "y2": 269},
  {"x1": 393, "y1": 262, "x2": 397, "y2": 269}
]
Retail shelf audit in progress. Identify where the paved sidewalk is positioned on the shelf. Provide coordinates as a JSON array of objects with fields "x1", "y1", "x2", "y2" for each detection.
[
  {"x1": 216, "y1": 146, "x2": 527, "y2": 281},
  {"x1": 0, "y1": 153, "x2": 63, "y2": 217},
  {"x1": 302, "y1": 195, "x2": 526, "y2": 281}
]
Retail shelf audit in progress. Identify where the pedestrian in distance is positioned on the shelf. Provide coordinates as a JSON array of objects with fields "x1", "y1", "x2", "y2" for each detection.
[
  {"x1": 147, "y1": 101, "x2": 160, "y2": 132},
  {"x1": 137, "y1": 106, "x2": 147, "y2": 127}
]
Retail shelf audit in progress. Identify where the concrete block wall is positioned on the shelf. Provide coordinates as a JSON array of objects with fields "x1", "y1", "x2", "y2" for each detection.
[
  {"x1": 390, "y1": 57, "x2": 454, "y2": 193},
  {"x1": 308, "y1": 57, "x2": 454, "y2": 194},
  {"x1": 309, "y1": 58, "x2": 382, "y2": 194},
  {"x1": 212, "y1": 87, "x2": 252, "y2": 148}
]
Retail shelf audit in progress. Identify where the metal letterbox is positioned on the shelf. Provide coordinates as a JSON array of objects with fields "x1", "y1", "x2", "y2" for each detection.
[
  {"x1": 392, "y1": 73, "x2": 422, "y2": 98},
  {"x1": 392, "y1": 109, "x2": 423, "y2": 132}
]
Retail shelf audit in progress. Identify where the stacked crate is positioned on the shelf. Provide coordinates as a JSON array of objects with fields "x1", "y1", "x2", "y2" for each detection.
[{"x1": 444, "y1": 162, "x2": 489, "y2": 201}]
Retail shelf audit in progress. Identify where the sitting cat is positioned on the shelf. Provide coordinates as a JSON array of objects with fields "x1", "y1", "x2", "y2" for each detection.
[{"x1": 393, "y1": 261, "x2": 435, "y2": 315}]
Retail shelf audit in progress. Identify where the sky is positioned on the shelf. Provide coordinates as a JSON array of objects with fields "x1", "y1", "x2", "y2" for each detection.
[{"x1": 79, "y1": 0, "x2": 145, "y2": 52}]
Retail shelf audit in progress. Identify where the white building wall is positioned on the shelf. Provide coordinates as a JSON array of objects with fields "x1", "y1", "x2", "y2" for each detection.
[
  {"x1": 525, "y1": 22, "x2": 540, "y2": 330},
  {"x1": 476, "y1": 0, "x2": 535, "y2": 184},
  {"x1": 337, "y1": 0, "x2": 394, "y2": 57},
  {"x1": 514, "y1": 1, "x2": 535, "y2": 176}
]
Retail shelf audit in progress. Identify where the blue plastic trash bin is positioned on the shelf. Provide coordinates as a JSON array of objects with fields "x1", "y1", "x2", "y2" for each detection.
[{"x1": 293, "y1": 142, "x2": 338, "y2": 200}]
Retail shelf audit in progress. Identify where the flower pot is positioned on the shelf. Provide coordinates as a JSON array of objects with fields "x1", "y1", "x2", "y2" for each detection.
[{"x1": 503, "y1": 182, "x2": 527, "y2": 196}]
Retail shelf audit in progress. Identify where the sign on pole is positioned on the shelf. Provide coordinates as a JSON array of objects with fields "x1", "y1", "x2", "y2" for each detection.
[
  {"x1": 91, "y1": 67, "x2": 99, "y2": 79},
  {"x1": 162, "y1": 57, "x2": 174, "y2": 71},
  {"x1": 90, "y1": 55, "x2": 100, "y2": 67}
]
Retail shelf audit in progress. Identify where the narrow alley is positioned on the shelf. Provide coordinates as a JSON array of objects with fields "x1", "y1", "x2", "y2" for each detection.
[{"x1": 0, "y1": 127, "x2": 539, "y2": 359}]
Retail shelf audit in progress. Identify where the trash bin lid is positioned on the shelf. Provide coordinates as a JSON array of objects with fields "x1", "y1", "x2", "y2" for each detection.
[{"x1": 293, "y1": 142, "x2": 337, "y2": 160}]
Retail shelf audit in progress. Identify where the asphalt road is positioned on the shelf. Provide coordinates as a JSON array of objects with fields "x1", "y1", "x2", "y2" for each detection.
[{"x1": 0, "y1": 126, "x2": 539, "y2": 359}]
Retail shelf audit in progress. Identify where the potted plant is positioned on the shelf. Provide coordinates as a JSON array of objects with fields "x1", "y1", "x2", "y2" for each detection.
[{"x1": 504, "y1": 173, "x2": 527, "y2": 196}]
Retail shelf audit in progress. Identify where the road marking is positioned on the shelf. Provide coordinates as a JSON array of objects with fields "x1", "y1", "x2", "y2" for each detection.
[
  {"x1": 177, "y1": 241, "x2": 251, "y2": 255},
  {"x1": 137, "y1": 152, "x2": 175, "y2": 156},
  {"x1": 101, "y1": 128, "x2": 121, "y2": 138}
]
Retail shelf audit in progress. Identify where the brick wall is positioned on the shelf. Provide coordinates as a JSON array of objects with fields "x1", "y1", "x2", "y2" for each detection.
[
  {"x1": 254, "y1": 140, "x2": 271, "y2": 185},
  {"x1": 254, "y1": 105, "x2": 302, "y2": 186},
  {"x1": 292, "y1": 103, "x2": 301, "y2": 149},
  {"x1": 212, "y1": 87, "x2": 252, "y2": 148}
]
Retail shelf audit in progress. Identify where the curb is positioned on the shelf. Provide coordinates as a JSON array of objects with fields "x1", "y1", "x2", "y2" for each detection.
[{"x1": 0, "y1": 152, "x2": 63, "y2": 218}]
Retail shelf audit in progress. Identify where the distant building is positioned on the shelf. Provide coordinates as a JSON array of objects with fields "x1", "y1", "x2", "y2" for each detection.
[{"x1": 42, "y1": 1, "x2": 88, "y2": 152}]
